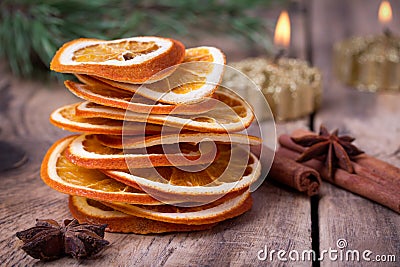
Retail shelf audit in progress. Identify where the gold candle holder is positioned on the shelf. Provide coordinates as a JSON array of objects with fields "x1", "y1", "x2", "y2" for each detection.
[
  {"x1": 226, "y1": 57, "x2": 322, "y2": 121},
  {"x1": 333, "y1": 34, "x2": 400, "y2": 92}
]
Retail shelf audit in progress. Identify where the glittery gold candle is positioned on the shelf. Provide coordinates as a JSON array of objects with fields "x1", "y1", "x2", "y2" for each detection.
[
  {"x1": 334, "y1": 34, "x2": 400, "y2": 92},
  {"x1": 333, "y1": 1, "x2": 400, "y2": 92},
  {"x1": 227, "y1": 57, "x2": 322, "y2": 121},
  {"x1": 225, "y1": 10, "x2": 322, "y2": 121}
]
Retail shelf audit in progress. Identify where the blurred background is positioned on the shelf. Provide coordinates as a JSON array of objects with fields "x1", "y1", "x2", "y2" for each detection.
[{"x1": 1, "y1": 0, "x2": 400, "y2": 81}]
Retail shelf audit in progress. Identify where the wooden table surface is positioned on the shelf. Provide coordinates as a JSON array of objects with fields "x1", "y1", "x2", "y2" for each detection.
[{"x1": 0, "y1": 0, "x2": 399, "y2": 266}]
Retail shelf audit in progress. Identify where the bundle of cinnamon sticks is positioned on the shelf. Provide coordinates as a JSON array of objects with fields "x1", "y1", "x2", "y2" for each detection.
[{"x1": 268, "y1": 128, "x2": 400, "y2": 213}]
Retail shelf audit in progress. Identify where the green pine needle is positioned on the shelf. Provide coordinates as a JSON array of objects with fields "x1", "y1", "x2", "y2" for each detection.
[{"x1": 0, "y1": 0, "x2": 286, "y2": 79}]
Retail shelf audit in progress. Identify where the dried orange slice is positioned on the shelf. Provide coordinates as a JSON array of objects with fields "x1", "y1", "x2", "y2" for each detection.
[
  {"x1": 50, "y1": 37, "x2": 185, "y2": 84},
  {"x1": 94, "y1": 47, "x2": 226, "y2": 104},
  {"x1": 102, "y1": 144, "x2": 261, "y2": 202},
  {"x1": 40, "y1": 136, "x2": 161, "y2": 204},
  {"x1": 101, "y1": 190, "x2": 251, "y2": 225},
  {"x1": 65, "y1": 134, "x2": 217, "y2": 170},
  {"x1": 96, "y1": 132, "x2": 261, "y2": 149},
  {"x1": 75, "y1": 87, "x2": 254, "y2": 133},
  {"x1": 69, "y1": 196, "x2": 218, "y2": 233},
  {"x1": 50, "y1": 103, "x2": 171, "y2": 135},
  {"x1": 64, "y1": 80, "x2": 216, "y2": 115}
]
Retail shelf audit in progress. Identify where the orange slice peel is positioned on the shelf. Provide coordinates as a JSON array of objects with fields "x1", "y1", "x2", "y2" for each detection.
[
  {"x1": 50, "y1": 37, "x2": 185, "y2": 84},
  {"x1": 75, "y1": 87, "x2": 254, "y2": 133},
  {"x1": 69, "y1": 196, "x2": 220, "y2": 234},
  {"x1": 101, "y1": 190, "x2": 252, "y2": 225},
  {"x1": 97, "y1": 132, "x2": 262, "y2": 149},
  {"x1": 50, "y1": 103, "x2": 169, "y2": 135},
  {"x1": 95, "y1": 46, "x2": 226, "y2": 104},
  {"x1": 64, "y1": 80, "x2": 216, "y2": 115},
  {"x1": 102, "y1": 145, "x2": 261, "y2": 202},
  {"x1": 40, "y1": 136, "x2": 161, "y2": 204},
  {"x1": 65, "y1": 134, "x2": 218, "y2": 169}
]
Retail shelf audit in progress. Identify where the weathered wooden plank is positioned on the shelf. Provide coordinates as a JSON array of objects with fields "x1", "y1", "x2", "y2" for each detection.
[
  {"x1": 1, "y1": 182, "x2": 312, "y2": 266},
  {"x1": 311, "y1": 0, "x2": 400, "y2": 266}
]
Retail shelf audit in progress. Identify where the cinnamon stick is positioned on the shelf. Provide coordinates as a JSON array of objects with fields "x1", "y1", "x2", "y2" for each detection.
[
  {"x1": 269, "y1": 150, "x2": 321, "y2": 196},
  {"x1": 278, "y1": 147, "x2": 400, "y2": 213},
  {"x1": 278, "y1": 132, "x2": 400, "y2": 213},
  {"x1": 252, "y1": 145, "x2": 321, "y2": 196},
  {"x1": 354, "y1": 154, "x2": 400, "y2": 186},
  {"x1": 279, "y1": 133, "x2": 400, "y2": 188}
]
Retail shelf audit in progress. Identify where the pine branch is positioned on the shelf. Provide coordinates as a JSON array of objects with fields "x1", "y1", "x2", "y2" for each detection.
[{"x1": 0, "y1": 0, "x2": 287, "y2": 79}]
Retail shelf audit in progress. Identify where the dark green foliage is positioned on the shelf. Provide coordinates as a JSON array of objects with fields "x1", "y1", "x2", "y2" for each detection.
[{"x1": 0, "y1": 0, "x2": 285, "y2": 78}]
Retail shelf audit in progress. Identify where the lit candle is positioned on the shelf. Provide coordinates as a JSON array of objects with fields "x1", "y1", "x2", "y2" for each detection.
[
  {"x1": 334, "y1": 0, "x2": 400, "y2": 91},
  {"x1": 379, "y1": 0, "x2": 392, "y2": 28},
  {"x1": 226, "y1": 11, "x2": 322, "y2": 121},
  {"x1": 274, "y1": 10, "x2": 291, "y2": 61}
]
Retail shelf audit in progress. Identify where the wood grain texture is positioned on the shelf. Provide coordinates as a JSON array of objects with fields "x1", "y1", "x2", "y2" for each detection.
[
  {"x1": 311, "y1": 0, "x2": 400, "y2": 266},
  {"x1": 1, "y1": 183, "x2": 312, "y2": 266}
]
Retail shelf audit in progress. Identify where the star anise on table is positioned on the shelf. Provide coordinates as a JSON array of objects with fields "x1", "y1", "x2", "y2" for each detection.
[
  {"x1": 291, "y1": 125, "x2": 364, "y2": 179},
  {"x1": 16, "y1": 219, "x2": 109, "y2": 261}
]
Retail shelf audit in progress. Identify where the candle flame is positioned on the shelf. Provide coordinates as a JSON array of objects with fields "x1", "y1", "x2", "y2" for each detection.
[
  {"x1": 274, "y1": 10, "x2": 291, "y2": 48},
  {"x1": 378, "y1": 0, "x2": 392, "y2": 24}
]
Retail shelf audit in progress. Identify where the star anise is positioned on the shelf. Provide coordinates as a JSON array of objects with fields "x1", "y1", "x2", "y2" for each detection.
[
  {"x1": 291, "y1": 125, "x2": 364, "y2": 178},
  {"x1": 16, "y1": 219, "x2": 109, "y2": 261}
]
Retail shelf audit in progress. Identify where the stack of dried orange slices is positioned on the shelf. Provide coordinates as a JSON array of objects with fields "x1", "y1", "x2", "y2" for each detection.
[{"x1": 41, "y1": 36, "x2": 262, "y2": 234}]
